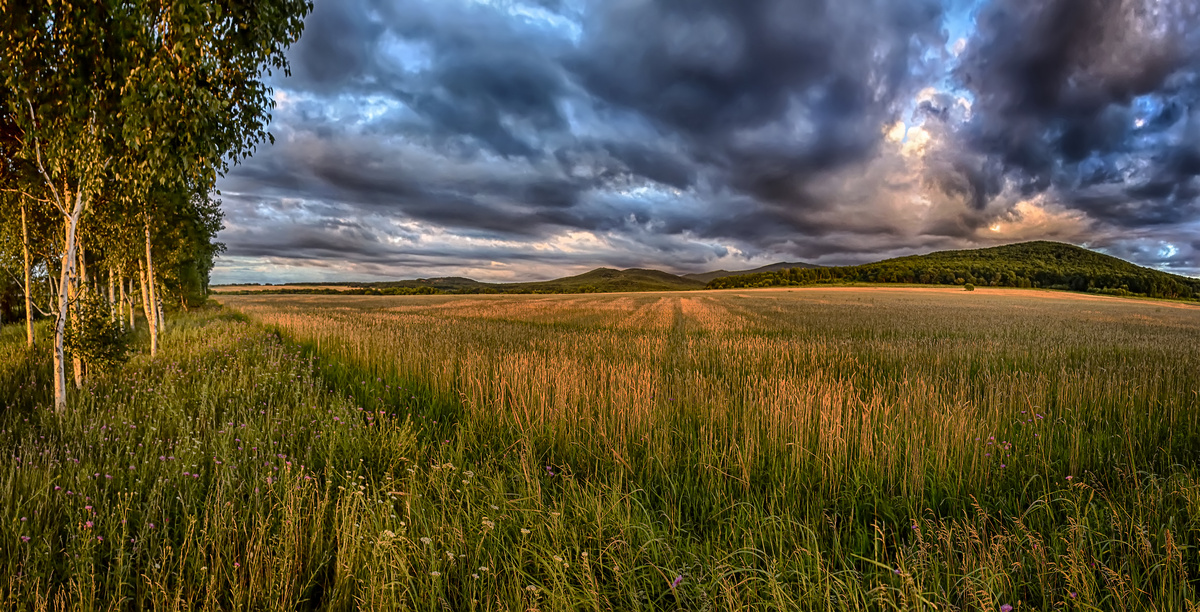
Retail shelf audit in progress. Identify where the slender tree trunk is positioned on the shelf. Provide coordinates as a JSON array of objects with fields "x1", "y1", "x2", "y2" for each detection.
[
  {"x1": 77, "y1": 234, "x2": 88, "y2": 290},
  {"x1": 117, "y1": 269, "x2": 126, "y2": 332},
  {"x1": 47, "y1": 256, "x2": 58, "y2": 307},
  {"x1": 141, "y1": 248, "x2": 157, "y2": 357},
  {"x1": 72, "y1": 234, "x2": 86, "y2": 388},
  {"x1": 53, "y1": 187, "x2": 86, "y2": 412},
  {"x1": 138, "y1": 259, "x2": 149, "y2": 323},
  {"x1": 126, "y1": 276, "x2": 135, "y2": 331},
  {"x1": 145, "y1": 221, "x2": 164, "y2": 348},
  {"x1": 107, "y1": 268, "x2": 115, "y2": 320},
  {"x1": 21, "y1": 201, "x2": 33, "y2": 348}
]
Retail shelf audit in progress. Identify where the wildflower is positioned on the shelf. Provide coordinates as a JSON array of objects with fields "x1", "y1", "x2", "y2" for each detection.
[
  {"x1": 670, "y1": 575, "x2": 684, "y2": 589},
  {"x1": 1000, "y1": 605, "x2": 1013, "y2": 612},
  {"x1": 1066, "y1": 475, "x2": 1073, "y2": 481},
  {"x1": 520, "y1": 528, "x2": 531, "y2": 535},
  {"x1": 234, "y1": 562, "x2": 241, "y2": 569},
  {"x1": 420, "y1": 537, "x2": 432, "y2": 545},
  {"x1": 20, "y1": 536, "x2": 30, "y2": 543},
  {"x1": 430, "y1": 571, "x2": 441, "y2": 577},
  {"x1": 84, "y1": 521, "x2": 94, "y2": 529}
]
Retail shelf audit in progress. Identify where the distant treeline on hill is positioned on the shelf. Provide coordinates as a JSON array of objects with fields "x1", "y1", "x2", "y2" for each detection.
[
  {"x1": 219, "y1": 286, "x2": 583, "y2": 296},
  {"x1": 706, "y1": 241, "x2": 1200, "y2": 300},
  {"x1": 220, "y1": 284, "x2": 665, "y2": 296}
]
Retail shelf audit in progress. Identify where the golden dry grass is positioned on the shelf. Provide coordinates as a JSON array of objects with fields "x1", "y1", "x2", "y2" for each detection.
[{"x1": 6, "y1": 286, "x2": 1193, "y2": 609}]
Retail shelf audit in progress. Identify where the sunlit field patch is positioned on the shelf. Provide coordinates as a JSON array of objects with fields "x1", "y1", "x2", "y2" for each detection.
[{"x1": 3, "y1": 287, "x2": 1199, "y2": 610}]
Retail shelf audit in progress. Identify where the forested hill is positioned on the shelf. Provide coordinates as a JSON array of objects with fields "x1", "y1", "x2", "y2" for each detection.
[
  {"x1": 706, "y1": 241, "x2": 1200, "y2": 300},
  {"x1": 217, "y1": 268, "x2": 705, "y2": 295}
]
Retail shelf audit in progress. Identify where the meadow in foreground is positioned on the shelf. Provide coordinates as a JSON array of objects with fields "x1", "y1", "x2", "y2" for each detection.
[{"x1": 2, "y1": 287, "x2": 1199, "y2": 610}]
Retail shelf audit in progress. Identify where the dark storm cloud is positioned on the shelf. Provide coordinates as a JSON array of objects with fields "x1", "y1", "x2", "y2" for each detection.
[
  {"x1": 288, "y1": 0, "x2": 383, "y2": 93},
  {"x1": 955, "y1": 0, "x2": 1200, "y2": 221},
  {"x1": 288, "y1": 0, "x2": 576, "y2": 156},
  {"x1": 214, "y1": 0, "x2": 1200, "y2": 283},
  {"x1": 236, "y1": 0, "x2": 947, "y2": 248},
  {"x1": 572, "y1": 0, "x2": 945, "y2": 212}
]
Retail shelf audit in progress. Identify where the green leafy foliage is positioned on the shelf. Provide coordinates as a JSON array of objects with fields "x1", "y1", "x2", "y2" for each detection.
[
  {"x1": 0, "y1": 0, "x2": 311, "y2": 405},
  {"x1": 63, "y1": 292, "x2": 129, "y2": 371}
]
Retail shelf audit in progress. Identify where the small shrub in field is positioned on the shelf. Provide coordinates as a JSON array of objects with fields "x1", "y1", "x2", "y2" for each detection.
[
  {"x1": 963, "y1": 283, "x2": 975, "y2": 291},
  {"x1": 64, "y1": 291, "x2": 130, "y2": 371}
]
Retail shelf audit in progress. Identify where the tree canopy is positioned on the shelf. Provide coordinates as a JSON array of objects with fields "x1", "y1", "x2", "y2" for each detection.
[{"x1": 0, "y1": 0, "x2": 311, "y2": 410}]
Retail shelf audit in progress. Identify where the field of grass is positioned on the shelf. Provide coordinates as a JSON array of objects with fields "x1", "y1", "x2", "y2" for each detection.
[{"x1": 3, "y1": 287, "x2": 1199, "y2": 610}]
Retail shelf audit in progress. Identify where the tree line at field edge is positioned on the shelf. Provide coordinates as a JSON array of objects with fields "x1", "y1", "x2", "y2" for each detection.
[
  {"x1": 706, "y1": 241, "x2": 1200, "y2": 300},
  {"x1": 0, "y1": 1, "x2": 313, "y2": 411}
]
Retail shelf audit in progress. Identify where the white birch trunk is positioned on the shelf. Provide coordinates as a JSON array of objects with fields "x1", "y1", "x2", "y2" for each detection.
[
  {"x1": 53, "y1": 188, "x2": 86, "y2": 412},
  {"x1": 127, "y1": 276, "x2": 135, "y2": 331},
  {"x1": 72, "y1": 236, "x2": 85, "y2": 388},
  {"x1": 22, "y1": 201, "x2": 34, "y2": 348},
  {"x1": 117, "y1": 269, "x2": 126, "y2": 332},
  {"x1": 107, "y1": 268, "x2": 115, "y2": 320},
  {"x1": 141, "y1": 233, "x2": 158, "y2": 356}
]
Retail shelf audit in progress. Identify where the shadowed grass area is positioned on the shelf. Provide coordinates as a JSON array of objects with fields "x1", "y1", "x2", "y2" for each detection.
[{"x1": 3, "y1": 289, "x2": 1200, "y2": 610}]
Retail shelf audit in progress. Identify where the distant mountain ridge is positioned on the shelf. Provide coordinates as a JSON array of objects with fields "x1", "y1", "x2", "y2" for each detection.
[
  {"x1": 707, "y1": 241, "x2": 1200, "y2": 300},
  {"x1": 214, "y1": 241, "x2": 1199, "y2": 300},
  {"x1": 683, "y1": 261, "x2": 822, "y2": 283},
  {"x1": 215, "y1": 262, "x2": 811, "y2": 294},
  {"x1": 217, "y1": 267, "x2": 707, "y2": 294}
]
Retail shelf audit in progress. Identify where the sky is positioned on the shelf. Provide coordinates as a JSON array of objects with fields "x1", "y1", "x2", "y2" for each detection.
[{"x1": 212, "y1": 0, "x2": 1200, "y2": 284}]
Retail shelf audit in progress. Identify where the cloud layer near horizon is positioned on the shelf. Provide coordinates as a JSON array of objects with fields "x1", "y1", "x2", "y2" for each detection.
[{"x1": 214, "y1": 0, "x2": 1200, "y2": 283}]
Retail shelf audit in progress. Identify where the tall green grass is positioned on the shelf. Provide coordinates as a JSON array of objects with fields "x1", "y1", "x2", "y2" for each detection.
[{"x1": 3, "y1": 289, "x2": 1200, "y2": 610}]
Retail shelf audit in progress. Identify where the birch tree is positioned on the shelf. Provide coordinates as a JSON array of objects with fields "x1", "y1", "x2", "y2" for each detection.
[
  {"x1": 0, "y1": 4, "x2": 128, "y2": 409},
  {"x1": 118, "y1": 0, "x2": 310, "y2": 354}
]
